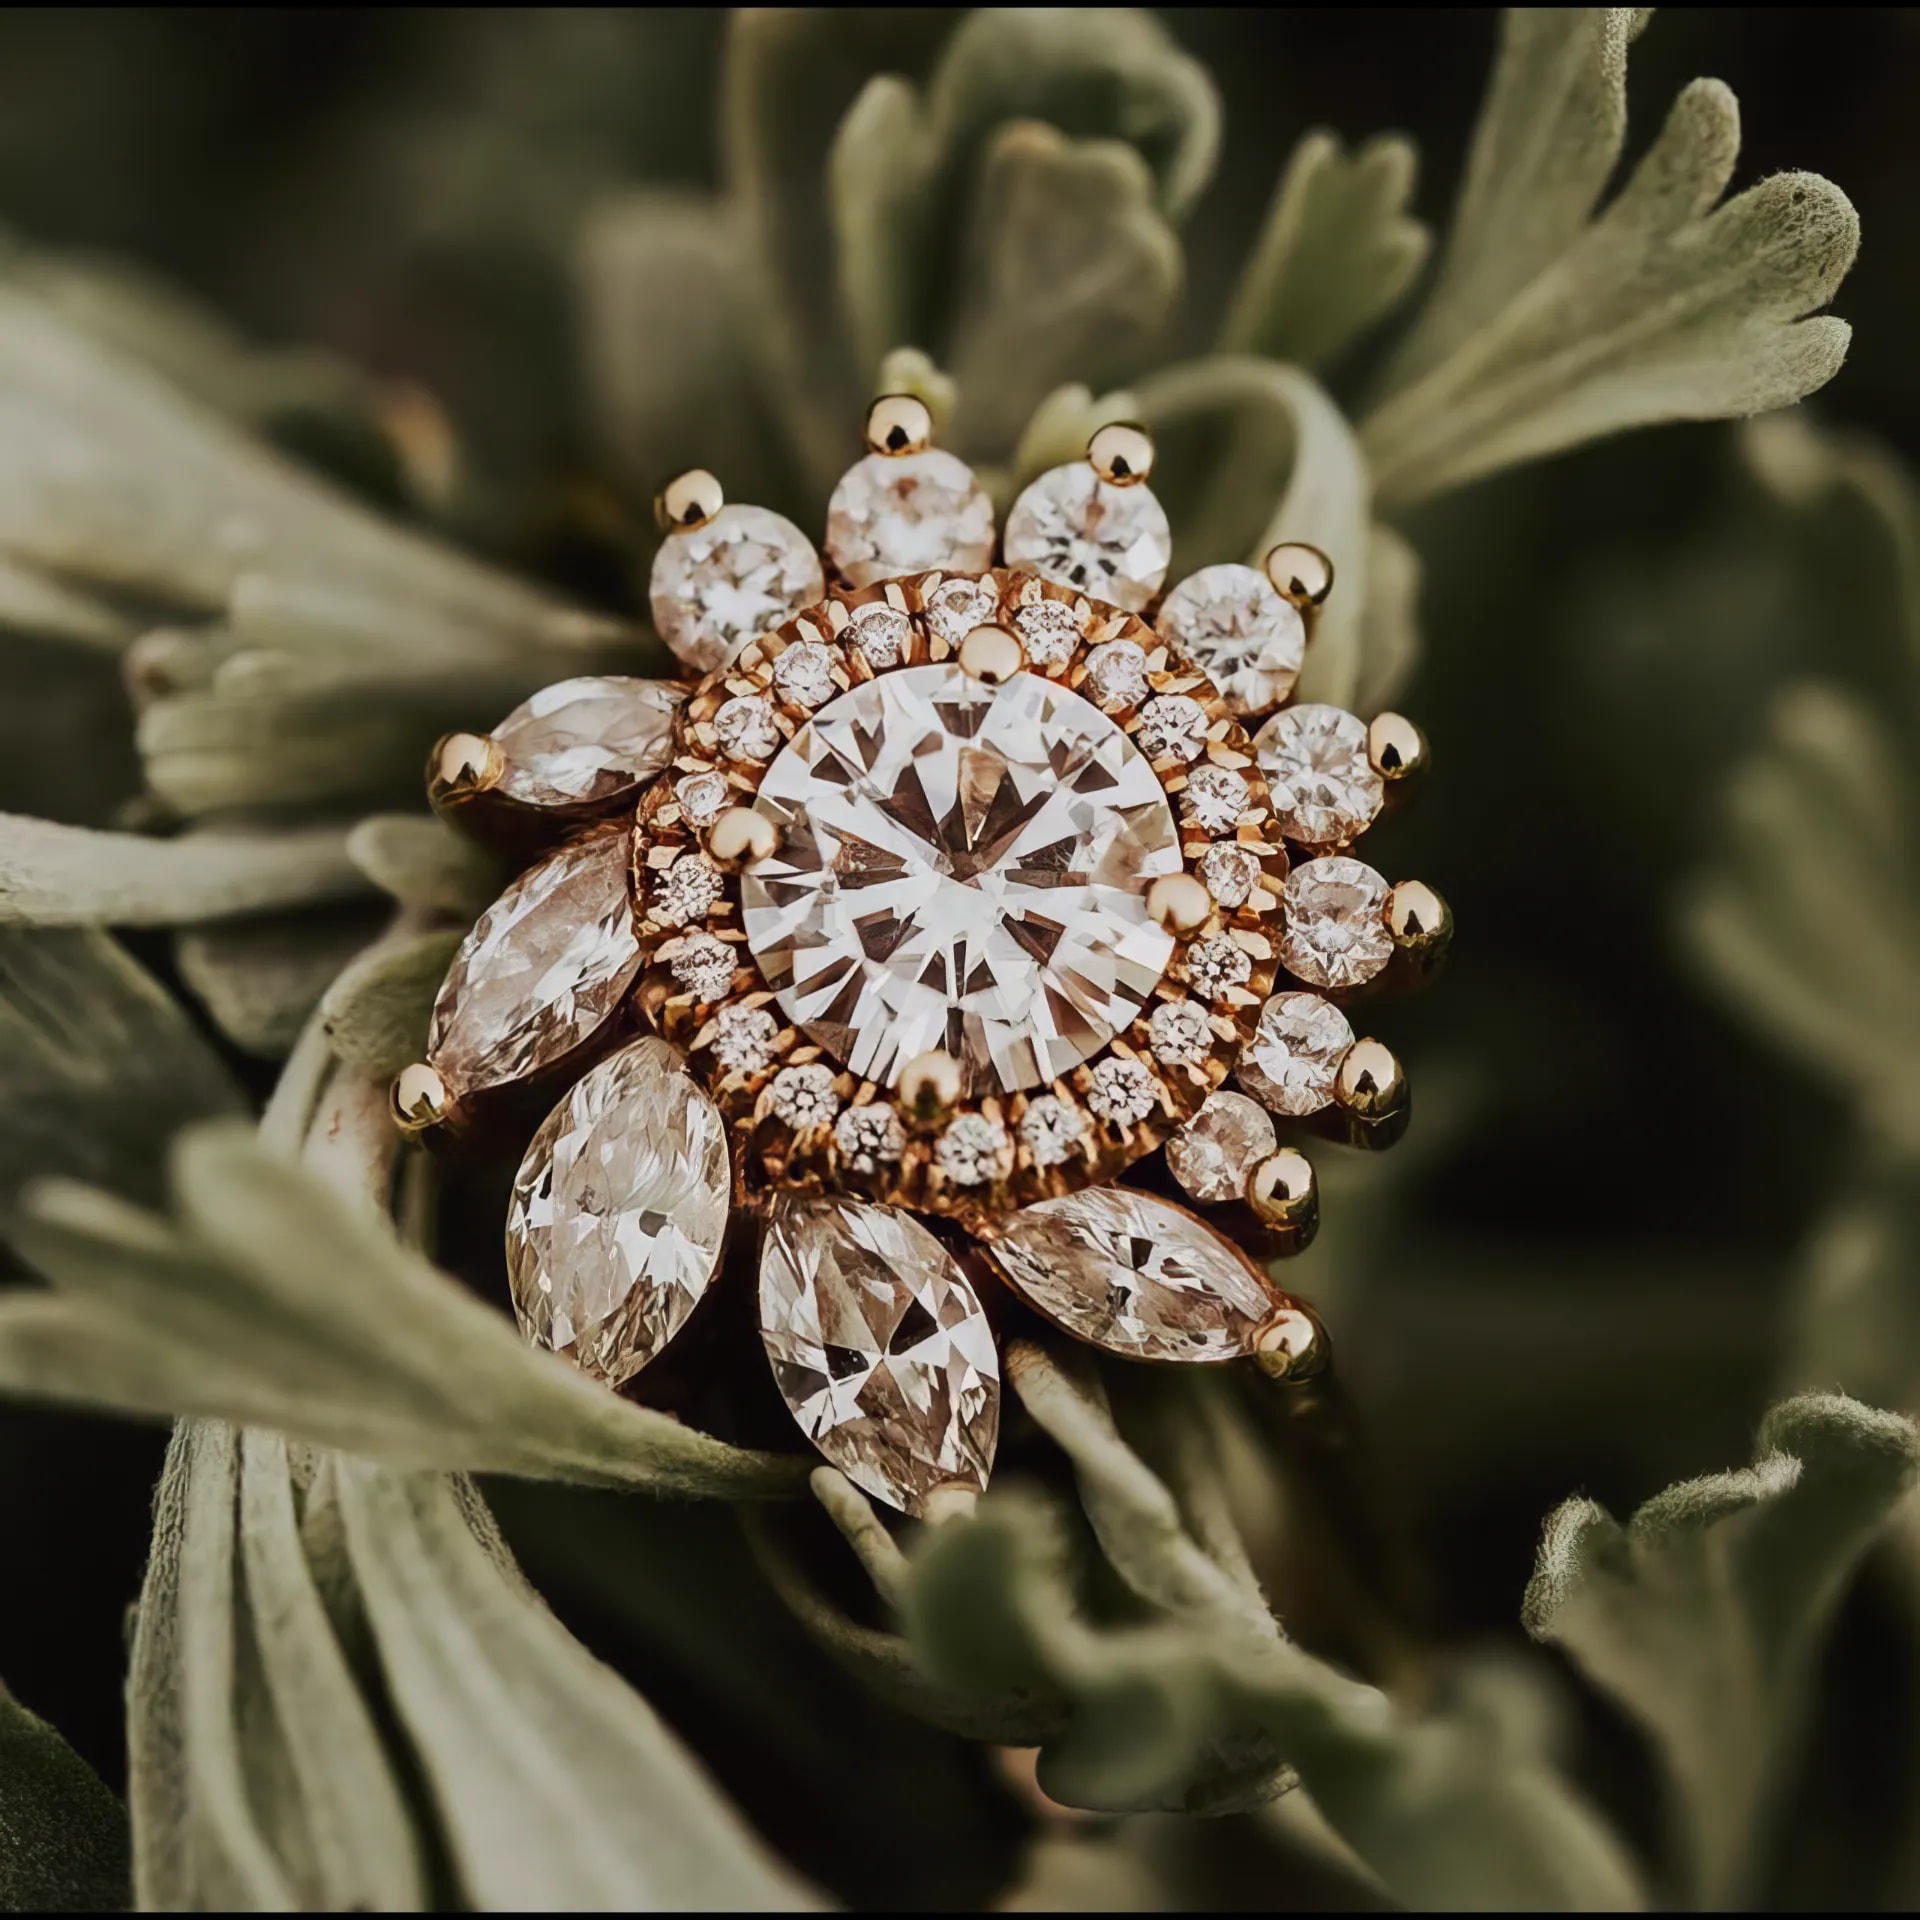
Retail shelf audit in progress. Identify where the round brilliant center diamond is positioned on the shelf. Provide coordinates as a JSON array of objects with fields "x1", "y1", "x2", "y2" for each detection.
[{"x1": 742, "y1": 662, "x2": 1182, "y2": 1093}]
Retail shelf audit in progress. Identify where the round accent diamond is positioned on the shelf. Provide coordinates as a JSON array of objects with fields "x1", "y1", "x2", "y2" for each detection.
[
  {"x1": 650, "y1": 503, "x2": 824, "y2": 673},
  {"x1": 826, "y1": 449, "x2": 995, "y2": 587},
  {"x1": 1003, "y1": 463, "x2": 1171, "y2": 611},
  {"x1": 938, "y1": 1113, "x2": 1009, "y2": 1186},
  {"x1": 674, "y1": 770, "x2": 730, "y2": 828},
  {"x1": 713, "y1": 693, "x2": 780, "y2": 763},
  {"x1": 1087, "y1": 1055, "x2": 1158, "y2": 1124},
  {"x1": 848, "y1": 602, "x2": 913, "y2": 669},
  {"x1": 1281, "y1": 858, "x2": 1392, "y2": 990},
  {"x1": 1148, "y1": 997, "x2": 1214, "y2": 1066},
  {"x1": 771, "y1": 641, "x2": 838, "y2": 711},
  {"x1": 921, "y1": 577, "x2": 1000, "y2": 648},
  {"x1": 1082, "y1": 639, "x2": 1149, "y2": 710},
  {"x1": 493, "y1": 676, "x2": 681, "y2": 807},
  {"x1": 653, "y1": 852, "x2": 723, "y2": 927},
  {"x1": 1198, "y1": 842, "x2": 1264, "y2": 908},
  {"x1": 1254, "y1": 703, "x2": 1384, "y2": 846},
  {"x1": 1165, "y1": 1090, "x2": 1277, "y2": 1204},
  {"x1": 1185, "y1": 934, "x2": 1253, "y2": 1000},
  {"x1": 834, "y1": 1102, "x2": 905, "y2": 1171},
  {"x1": 665, "y1": 930, "x2": 736, "y2": 1001},
  {"x1": 1013, "y1": 600, "x2": 1082, "y2": 668},
  {"x1": 1137, "y1": 694, "x2": 1210, "y2": 763},
  {"x1": 1182, "y1": 765, "x2": 1252, "y2": 835},
  {"x1": 769, "y1": 1062, "x2": 841, "y2": 1130},
  {"x1": 1019, "y1": 1095, "x2": 1086, "y2": 1168},
  {"x1": 1236, "y1": 991, "x2": 1355, "y2": 1115},
  {"x1": 1156, "y1": 563, "x2": 1305, "y2": 714},
  {"x1": 742, "y1": 664, "x2": 1181, "y2": 1094},
  {"x1": 712, "y1": 1001, "x2": 778, "y2": 1073}
]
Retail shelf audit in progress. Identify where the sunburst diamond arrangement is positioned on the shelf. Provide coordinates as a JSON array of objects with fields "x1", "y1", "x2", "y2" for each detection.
[{"x1": 393, "y1": 398, "x2": 1451, "y2": 1516}]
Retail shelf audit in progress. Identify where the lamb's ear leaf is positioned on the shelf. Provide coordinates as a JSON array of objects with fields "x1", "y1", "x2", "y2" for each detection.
[{"x1": 0, "y1": 1681, "x2": 132, "y2": 1912}]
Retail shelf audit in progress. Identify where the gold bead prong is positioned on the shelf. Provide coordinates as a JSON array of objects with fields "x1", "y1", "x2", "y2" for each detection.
[
  {"x1": 1251, "y1": 1303, "x2": 1326, "y2": 1381},
  {"x1": 708, "y1": 805, "x2": 778, "y2": 869},
  {"x1": 1386, "y1": 880, "x2": 1451, "y2": 955},
  {"x1": 1086, "y1": 421, "x2": 1155, "y2": 487},
  {"x1": 429, "y1": 731, "x2": 504, "y2": 800},
  {"x1": 865, "y1": 393, "x2": 934, "y2": 457},
  {"x1": 1147, "y1": 873, "x2": 1212, "y2": 935},
  {"x1": 1334, "y1": 1038, "x2": 1406, "y2": 1120},
  {"x1": 899, "y1": 1049, "x2": 963, "y2": 1122},
  {"x1": 390, "y1": 1061, "x2": 452, "y2": 1138},
  {"x1": 1263, "y1": 542, "x2": 1335, "y2": 609},
  {"x1": 958, "y1": 623, "x2": 1024, "y2": 685},
  {"x1": 1368, "y1": 712, "x2": 1428, "y2": 783},
  {"x1": 1247, "y1": 1147, "x2": 1316, "y2": 1228},
  {"x1": 655, "y1": 467, "x2": 724, "y2": 533}
]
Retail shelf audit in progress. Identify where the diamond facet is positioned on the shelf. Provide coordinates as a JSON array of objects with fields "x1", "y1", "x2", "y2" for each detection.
[
  {"x1": 742, "y1": 664, "x2": 1181, "y2": 1093},
  {"x1": 848, "y1": 602, "x2": 912, "y2": 669},
  {"x1": 1148, "y1": 997, "x2": 1214, "y2": 1066},
  {"x1": 1198, "y1": 842, "x2": 1264, "y2": 908},
  {"x1": 1019, "y1": 1095, "x2": 1085, "y2": 1167},
  {"x1": 759, "y1": 1196, "x2": 1000, "y2": 1514},
  {"x1": 938, "y1": 1113, "x2": 1010, "y2": 1186},
  {"x1": 1156, "y1": 564, "x2": 1305, "y2": 714},
  {"x1": 1185, "y1": 935, "x2": 1253, "y2": 1000},
  {"x1": 712, "y1": 1001, "x2": 778, "y2": 1073},
  {"x1": 428, "y1": 826, "x2": 642, "y2": 1097},
  {"x1": 664, "y1": 930, "x2": 736, "y2": 1001},
  {"x1": 1182, "y1": 765, "x2": 1252, "y2": 835},
  {"x1": 834, "y1": 1102, "x2": 905, "y2": 1171},
  {"x1": 506, "y1": 1038, "x2": 727, "y2": 1387},
  {"x1": 1254, "y1": 704, "x2": 1383, "y2": 846},
  {"x1": 1087, "y1": 1055, "x2": 1157, "y2": 1124},
  {"x1": 771, "y1": 641, "x2": 838, "y2": 712},
  {"x1": 713, "y1": 694, "x2": 780, "y2": 763},
  {"x1": 1166, "y1": 1090, "x2": 1277, "y2": 1204},
  {"x1": 826, "y1": 449, "x2": 995, "y2": 587},
  {"x1": 674, "y1": 770, "x2": 730, "y2": 828},
  {"x1": 1281, "y1": 857, "x2": 1392, "y2": 989},
  {"x1": 649, "y1": 504, "x2": 824, "y2": 673},
  {"x1": 652, "y1": 851, "x2": 723, "y2": 927},
  {"x1": 1013, "y1": 600, "x2": 1082, "y2": 668},
  {"x1": 492, "y1": 677, "x2": 681, "y2": 808},
  {"x1": 769, "y1": 1061, "x2": 840, "y2": 1129},
  {"x1": 1136, "y1": 694, "x2": 1210, "y2": 762},
  {"x1": 1082, "y1": 639, "x2": 1149, "y2": 710},
  {"x1": 1003, "y1": 463, "x2": 1171, "y2": 610},
  {"x1": 1236, "y1": 991, "x2": 1355, "y2": 1115},
  {"x1": 990, "y1": 1187, "x2": 1280, "y2": 1361},
  {"x1": 921, "y1": 577, "x2": 999, "y2": 649}
]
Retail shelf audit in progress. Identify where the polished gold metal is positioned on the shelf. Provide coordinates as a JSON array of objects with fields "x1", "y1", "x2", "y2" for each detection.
[
  {"x1": 430, "y1": 731, "x2": 504, "y2": 798},
  {"x1": 1251, "y1": 1303, "x2": 1325, "y2": 1380},
  {"x1": 1086, "y1": 422, "x2": 1155, "y2": 487},
  {"x1": 899, "y1": 1049, "x2": 964, "y2": 1122},
  {"x1": 958, "y1": 623, "x2": 1024, "y2": 684},
  {"x1": 1147, "y1": 872, "x2": 1212, "y2": 934},
  {"x1": 1335, "y1": 1039, "x2": 1405, "y2": 1119},
  {"x1": 1368, "y1": 711, "x2": 1428, "y2": 782},
  {"x1": 1386, "y1": 880, "x2": 1452, "y2": 954},
  {"x1": 390, "y1": 1061, "x2": 451, "y2": 1137},
  {"x1": 1247, "y1": 1147, "x2": 1316, "y2": 1227},
  {"x1": 865, "y1": 393, "x2": 934, "y2": 457},
  {"x1": 1263, "y1": 542, "x2": 1335, "y2": 609},
  {"x1": 707, "y1": 805, "x2": 778, "y2": 869},
  {"x1": 655, "y1": 467, "x2": 724, "y2": 533}
]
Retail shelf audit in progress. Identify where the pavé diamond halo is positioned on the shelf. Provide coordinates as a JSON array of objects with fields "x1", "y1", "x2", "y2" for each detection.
[{"x1": 395, "y1": 398, "x2": 1449, "y2": 1514}]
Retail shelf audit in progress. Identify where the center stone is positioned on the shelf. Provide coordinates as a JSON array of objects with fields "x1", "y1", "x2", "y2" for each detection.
[{"x1": 742, "y1": 663, "x2": 1181, "y2": 1093}]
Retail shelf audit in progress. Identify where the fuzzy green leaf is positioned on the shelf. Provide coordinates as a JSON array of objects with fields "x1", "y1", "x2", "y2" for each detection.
[
  {"x1": 1220, "y1": 132, "x2": 1430, "y2": 370},
  {"x1": 319, "y1": 928, "x2": 462, "y2": 1080},
  {"x1": 0, "y1": 1681, "x2": 130, "y2": 1912},
  {"x1": 1524, "y1": 1394, "x2": 1920, "y2": 1906},
  {"x1": 0, "y1": 554, "x2": 132, "y2": 652},
  {"x1": 178, "y1": 909, "x2": 383, "y2": 1059},
  {"x1": 345, "y1": 813, "x2": 500, "y2": 920}
]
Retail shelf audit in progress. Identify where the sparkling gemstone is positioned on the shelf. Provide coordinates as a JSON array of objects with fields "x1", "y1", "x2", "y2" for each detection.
[
  {"x1": 742, "y1": 664, "x2": 1181, "y2": 1093},
  {"x1": 1156, "y1": 564, "x2": 1305, "y2": 714},
  {"x1": 771, "y1": 641, "x2": 838, "y2": 711},
  {"x1": 1282, "y1": 857, "x2": 1392, "y2": 989},
  {"x1": 714, "y1": 694, "x2": 780, "y2": 763},
  {"x1": 759, "y1": 1196, "x2": 1000, "y2": 1514},
  {"x1": 848, "y1": 602, "x2": 912, "y2": 669},
  {"x1": 1166, "y1": 1090, "x2": 1277, "y2": 1204},
  {"x1": 1013, "y1": 600, "x2": 1082, "y2": 668},
  {"x1": 1003, "y1": 463, "x2": 1171, "y2": 611},
  {"x1": 938, "y1": 1113, "x2": 1009, "y2": 1186},
  {"x1": 1019, "y1": 1095, "x2": 1085, "y2": 1167},
  {"x1": 1186, "y1": 934, "x2": 1253, "y2": 1000},
  {"x1": 921, "y1": 577, "x2": 1000, "y2": 649},
  {"x1": 506, "y1": 1038, "x2": 727, "y2": 1388},
  {"x1": 649, "y1": 504, "x2": 824, "y2": 673},
  {"x1": 769, "y1": 1061, "x2": 840, "y2": 1129},
  {"x1": 674, "y1": 770, "x2": 730, "y2": 828},
  {"x1": 1148, "y1": 997, "x2": 1214, "y2": 1066},
  {"x1": 1082, "y1": 639, "x2": 1149, "y2": 710},
  {"x1": 1198, "y1": 842, "x2": 1265, "y2": 908},
  {"x1": 652, "y1": 852, "x2": 723, "y2": 927},
  {"x1": 1182, "y1": 765, "x2": 1252, "y2": 835},
  {"x1": 1254, "y1": 704, "x2": 1383, "y2": 846},
  {"x1": 429, "y1": 826, "x2": 641, "y2": 1097},
  {"x1": 492, "y1": 677, "x2": 681, "y2": 808},
  {"x1": 1236, "y1": 991, "x2": 1354, "y2": 1115},
  {"x1": 990, "y1": 1187, "x2": 1280, "y2": 1361},
  {"x1": 1137, "y1": 694, "x2": 1210, "y2": 762},
  {"x1": 712, "y1": 1001, "x2": 778, "y2": 1073},
  {"x1": 664, "y1": 930, "x2": 736, "y2": 1001},
  {"x1": 826, "y1": 449, "x2": 995, "y2": 587},
  {"x1": 834, "y1": 1102, "x2": 905, "y2": 1171},
  {"x1": 1087, "y1": 1055, "x2": 1157, "y2": 1124}
]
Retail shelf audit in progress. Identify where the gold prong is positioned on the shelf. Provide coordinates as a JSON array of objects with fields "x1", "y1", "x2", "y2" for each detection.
[
  {"x1": 1263, "y1": 542, "x2": 1335, "y2": 609},
  {"x1": 1334, "y1": 1039, "x2": 1405, "y2": 1119},
  {"x1": 865, "y1": 393, "x2": 934, "y2": 457},
  {"x1": 1251, "y1": 1303, "x2": 1326, "y2": 1380},
  {"x1": 899, "y1": 1049, "x2": 963, "y2": 1122},
  {"x1": 1247, "y1": 1147, "x2": 1316, "y2": 1228},
  {"x1": 958, "y1": 623, "x2": 1024, "y2": 685},
  {"x1": 429, "y1": 731, "x2": 504, "y2": 800},
  {"x1": 1147, "y1": 873, "x2": 1212, "y2": 934},
  {"x1": 655, "y1": 468, "x2": 724, "y2": 533},
  {"x1": 1368, "y1": 712, "x2": 1428, "y2": 782},
  {"x1": 391, "y1": 1061, "x2": 452, "y2": 1137},
  {"x1": 1386, "y1": 880, "x2": 1451, "y2": 954},
  {"x1": 708, "y1": 805, "x2": 778, "y2": 869},
  {"x1": 1086, "y1": 421, "x2": 1155, "y2": 487}
]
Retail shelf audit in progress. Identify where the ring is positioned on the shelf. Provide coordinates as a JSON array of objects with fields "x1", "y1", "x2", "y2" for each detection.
[{"x1": 392, "y1": 396, "x2": 1449, "y2": 1516}]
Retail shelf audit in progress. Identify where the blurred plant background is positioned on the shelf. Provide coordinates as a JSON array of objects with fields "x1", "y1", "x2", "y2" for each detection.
[{"x1": 2, "y1": 6, "x2": 1920, "y2": 1911}]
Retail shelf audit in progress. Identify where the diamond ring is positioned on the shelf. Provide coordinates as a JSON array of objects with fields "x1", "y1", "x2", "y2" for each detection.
[{"x1": 392, "y1": 398, "x2": 1448, "y2": 1515}]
